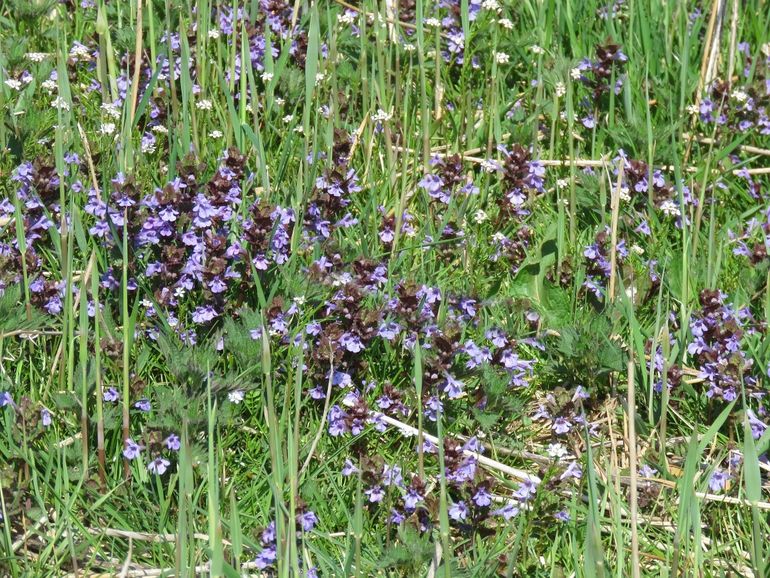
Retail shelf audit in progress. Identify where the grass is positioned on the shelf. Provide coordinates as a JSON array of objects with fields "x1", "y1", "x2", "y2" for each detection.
[{"x1": 1, "y1": 0, "x2": 770, "y2": 576}]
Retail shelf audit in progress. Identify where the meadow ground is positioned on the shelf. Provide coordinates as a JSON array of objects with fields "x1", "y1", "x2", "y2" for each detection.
[{"x1": 1, "y1": 0, "x2": 770, "y2": 576}]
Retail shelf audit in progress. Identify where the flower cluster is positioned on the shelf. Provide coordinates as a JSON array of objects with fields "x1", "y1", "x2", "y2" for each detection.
[
  {"x1": 418, "y1": 154, "x2": 478, "y2": 206},
  {"x1": 686, "y1": 289, "x2": 757, "y2": 402},
  {"x1": 582, "y1": 227, "x2": 627, "y2": 299}
]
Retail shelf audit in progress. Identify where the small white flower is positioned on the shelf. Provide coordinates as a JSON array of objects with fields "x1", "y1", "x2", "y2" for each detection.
[
  {"x1": 425, "y1": 17, "x2": 441, "y2": 27},
  {"x1": 480, "y1": 159, "x2": 500, "y2": 172},
  {"x1": 70, "y1": 44, "x2": 91, "y2": 60},
  {"x1": 196, "y1": 99, "x2": 213, "y2": 111},
  {"x1": 631, "y1": 244, "x2": 644, "y2": 255},
  {"x1": 403, "y1": 43, "x2": 416, "y2": 52},
  {"x1": 174, "y1": 286, "x2": 186, "y2": 298},
  {"x1": 530, "y1": 44, "x2": 545, "y2": 55},
  {"x1": 100, "y1": 123, "x2": 116, "y2": 135},
  {"x1": 498, "y1": 18, "x2": 513, "y2": 30},
  {"x1": 492, "y1": 232, "x2": 507, "y2": 243},
  {"x1": 762, "y1": 43, "x2": 770, "y2": 57},
  {"x1": 42, "y1": 79, "x2": 57, "y2": 92},
  {"x1": 315, "y1": 72, "x2": 325, "y2": 84},
  {"x1": 152, "y1": 124, "x2": 169, "y2": 134},
  {"x1": 371, "y1": 108, "x2": 392, "y2": 122},
  {"x1": 101, "y1": 102, "x2": 121, "y2": 119},
  {"x1": 473, "y1": 209, "x2": 488, "y2": 223},
  {"x1": 619, "y1": 186, "x2": 631, "y2": 202},
  {"x1": 547, "y1": 443, "x2": 568, "y2": 460},
  {"x1": 261, "y1": 72, "x2": 274, "y2": 83},
  {"x1": 660, "y1": 199, "x2": 681, "y2": 217},
  {"x1": 275, "y1": 97, "x2": 285, "y2": 106},
  {"x1": 337, "y1": 11, "x2": 356, "y2": 25},
  {"x1": 731, "y1": 89, "x2": 748, "y2": 102},
  {"x1": 27, "y1": 52, "x2": 49, "y2": 62},
  {"x1": 209, "y1": 129, "x2": 223, "y2": 138},
  {"x1": 51, "y1": 96, "x2": 70, "y2": 111},
  {"x1": 556, "y1": 178, "x2": 569, "y2": 189},
  {"x1": 570, "y1": 67, "x2": 582, "y2": 80},
  {"x1": 293, "y1": 295, "x2": 307, "y2": 306},
  {"x1": 293, "y1": 125, "x2": 304, "y2": 133},
  {"x1": 482, "y1": 0, "x2": 499, "y2": 9},
  {"x1": 4, "y1": 79, "x2": 22, "y2": 90},
  {"x1": 494, "y1": 52, "x2": 510, "y2": 64},
  {"x1": 555, "y1": 81, "x2": 566, "y2": 98},
  {"x1": 686, "y1": 103, "x2": 699, "y2": 115},
  {"x1": 140, "y1": 299, "x2": 153, "y2": 308},
  {"x1": 208, "y1": 29, "x2": 221, "y2": 39},
  {"x1": 228, "y1": 390, "x2": 245, "y2": 404},
  {"x1": 282, "y1": 114, "x2": 294, "y2": 123}
]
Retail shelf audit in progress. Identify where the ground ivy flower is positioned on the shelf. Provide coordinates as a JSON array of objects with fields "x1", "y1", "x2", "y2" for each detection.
[
  {"x1": 164, "y1": 434, "x2": 181, "y2": 451},
  {"x1": 123, "y1": 438, "x2": 144, "y2": 460},
  {"x1": 147, "y1": 457, "x2": 171, "y2": 475},
  {"x1": 134, "y1": 398, "x2": 151, "y2": 412},
  {"x1": 708, "y1": 469, "x2": 731, "y2": 493},
  {"x1": 449, "y1": 501, "x2": 468, "y2": 521},
  {"x1": 365, "y1": 485, "x2": 385, "y2": 503},
  {"x1": 472, "y1": 487, "x2": 492, "y2": 507},
  {"x1": 297, "y1": 511, "x2": 318, "y2": 532},
  {"x1": 492, "y1": 501, "x2": 520, "y2": 520}
]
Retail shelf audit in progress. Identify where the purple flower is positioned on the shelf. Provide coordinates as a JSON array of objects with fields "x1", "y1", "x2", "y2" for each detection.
[
  {"x1": 472, "y1": 487, "x2": 492, "y2": 507},
  {"x1": 328, "y1": 405, "x2": 348, "y2": 436},
  {"x1": 365, "y1": 485, "x2": 385, "y2": 503},
  {"x1": 123, "y1": 438, "x2": 144, "y2": 460},
  {"x1": 638, "y1": 464, "x2": 658, "y2": 478},
  {"x1": 442, "y1": 373, "x2": 464, "y2": 399},
  {"x1": 448, "y1": 501, "x2": 468, "y2": 521},
  {"x1": 492, "y1": 501, "x2": 520, "y2": 520},
  {"x1": 309, "y1": 385, "x2": 326, "y2": 399},
  {"x1": 747, "y1": 409, "x2": 767, "y2": 440},
  {"x1": 0, "y1": 392, "x2": 13, "y2": 407},
  {"x1": 192, "y1": 305, "x2": 218, "y2": 323},
  {"x1": 341, "y1": 459, "x2": 359, "y2": 476},
  {"x1": 560, "y1": 461, "x2": 583, "y2": 481},
  {"x1": 382, "y1": 464, "x2": 403, "y2": 487},
  {"x1": 297, "y1": 511, "x2": 318, "y2": 532},
  {"x1": 134, "y1": 398, "x2": 151, "y2": 412},
  {"x1": 103, "y1": 387, "x2": 119, "y2": 402},
  {"x1": 424, "y1": 396, "x2": 443, "y2": 422},
  {"x1": 41, "y1": 408, "x2": 52, "y2": 427},
  {"x1": 378, "y1": 321, "x2": 401, "y2": 341},
  {"x1": 552, "y1": 416, "x2": 572, "y2": 434},
  {"x1": 554, "y1": 510, "x2": 570, "y2": 522},
  {"x1": 255, "y1": 544, "x2": 277, "y2": 569},
  {"x1": 164, "y1": 434, "x2": 181, "y2": 451},
  {"x1": 340, "y1": 332, "x2": 364, "y2": 353},
  {"x1": 403, "y1": 487, "x2": 424, "y2": 510},
  {"x1": 148, "y1": 457, "x2": 171, "y2": 475},
  {"x1": 515, "y1": 479, "x2": 539, "y2": 501},
  {"x1": 708, "y1": 469, "x2": 731, "y2": 493}
]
